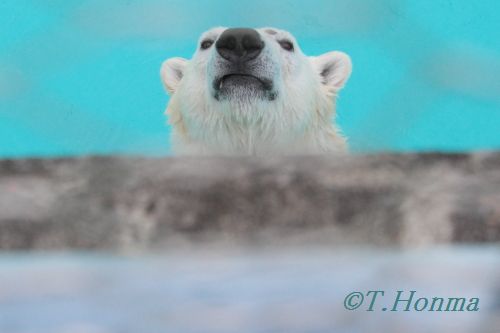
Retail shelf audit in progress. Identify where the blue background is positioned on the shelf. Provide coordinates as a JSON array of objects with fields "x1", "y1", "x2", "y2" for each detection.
[{"x1": 0, "y1": 0, "x2": 499, "y2": 157}]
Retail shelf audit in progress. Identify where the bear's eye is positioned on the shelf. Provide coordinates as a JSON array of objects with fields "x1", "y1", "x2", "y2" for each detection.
[
  {"x1": 279, "y1": 40, "x2": 294, "y2": 52},
  {"x1": 200, "y1": 40, "x2": 214, "y2": 50}
]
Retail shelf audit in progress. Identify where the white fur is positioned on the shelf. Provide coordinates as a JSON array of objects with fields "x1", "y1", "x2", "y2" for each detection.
[{"x1": 160, "y1": 27, "x2": 352, "y2": 155}]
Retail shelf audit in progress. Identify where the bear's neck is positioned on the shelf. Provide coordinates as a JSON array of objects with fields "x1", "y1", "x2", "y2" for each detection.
[{"x1": 172, "y1": 104, "x2": 346, "y2": 155}]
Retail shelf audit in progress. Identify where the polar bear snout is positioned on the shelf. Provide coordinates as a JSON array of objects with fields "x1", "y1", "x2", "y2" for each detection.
[
  {"x1": 211, "y1": 28, "x2": 277, "y2": 102},
  {"x1": 215, "y1": 28, "x2": 264, "y2": 63}
]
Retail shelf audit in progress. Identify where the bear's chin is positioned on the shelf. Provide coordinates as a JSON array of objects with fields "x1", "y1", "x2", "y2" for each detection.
[{"x1": 213, "y1": 75, "x2": 276, "y2": 102}]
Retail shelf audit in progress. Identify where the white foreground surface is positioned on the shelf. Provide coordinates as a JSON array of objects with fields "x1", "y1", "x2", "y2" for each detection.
[{"x1": 0, "y1": 246, "x2": 499, "y2": 333}]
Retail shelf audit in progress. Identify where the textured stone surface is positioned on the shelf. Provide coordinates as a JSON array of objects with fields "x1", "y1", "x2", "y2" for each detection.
[
  {"x1": 0, "y1": 152, "x2": 499, "y2": 250},
  {"x1": 1, "y1": 153, "x2": 499, "y2": 333}
]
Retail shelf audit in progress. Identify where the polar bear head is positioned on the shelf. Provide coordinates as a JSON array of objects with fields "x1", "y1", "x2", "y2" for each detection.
[{"x1": 161, "y1": 27, "x2": 351, "y2": 155}]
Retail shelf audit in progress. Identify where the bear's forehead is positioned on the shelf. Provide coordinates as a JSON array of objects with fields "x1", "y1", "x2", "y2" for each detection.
[{"x1": 198, "y1": 27, "x2": 295, "y2": 42}]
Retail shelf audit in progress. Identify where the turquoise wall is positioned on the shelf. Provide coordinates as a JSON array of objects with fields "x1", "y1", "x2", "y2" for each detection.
[{"x1": 0, "y1": 0, "x2": 499, "y2": 156}]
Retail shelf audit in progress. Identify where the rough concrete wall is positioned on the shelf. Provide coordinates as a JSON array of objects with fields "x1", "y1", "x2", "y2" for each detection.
[{"x1": 0, "y1": 152, "x2": 499, "y2": 250}]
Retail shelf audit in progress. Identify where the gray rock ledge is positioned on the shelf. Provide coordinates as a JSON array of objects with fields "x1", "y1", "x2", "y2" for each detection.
[{"x1": 1, "y1": 152, "x2": 499, "y2": 250}]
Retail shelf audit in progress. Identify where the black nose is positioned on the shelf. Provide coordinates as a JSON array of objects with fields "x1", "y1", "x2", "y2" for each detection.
[{"x1": 216, "y1": 28, "x2": 264, "y2": 63}]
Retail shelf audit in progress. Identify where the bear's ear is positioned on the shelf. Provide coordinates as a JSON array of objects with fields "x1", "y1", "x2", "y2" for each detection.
[
  {"x1": 312, "y1": 51, "x2": 352, "y2": 93},
  {"x1": 160, "y1": 57, "x2": 188, "y2": 95}
]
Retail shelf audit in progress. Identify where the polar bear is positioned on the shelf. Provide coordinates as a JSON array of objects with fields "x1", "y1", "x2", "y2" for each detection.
[{"x1": 160, "y1": 27, "x2": 351, "y2": 155}]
